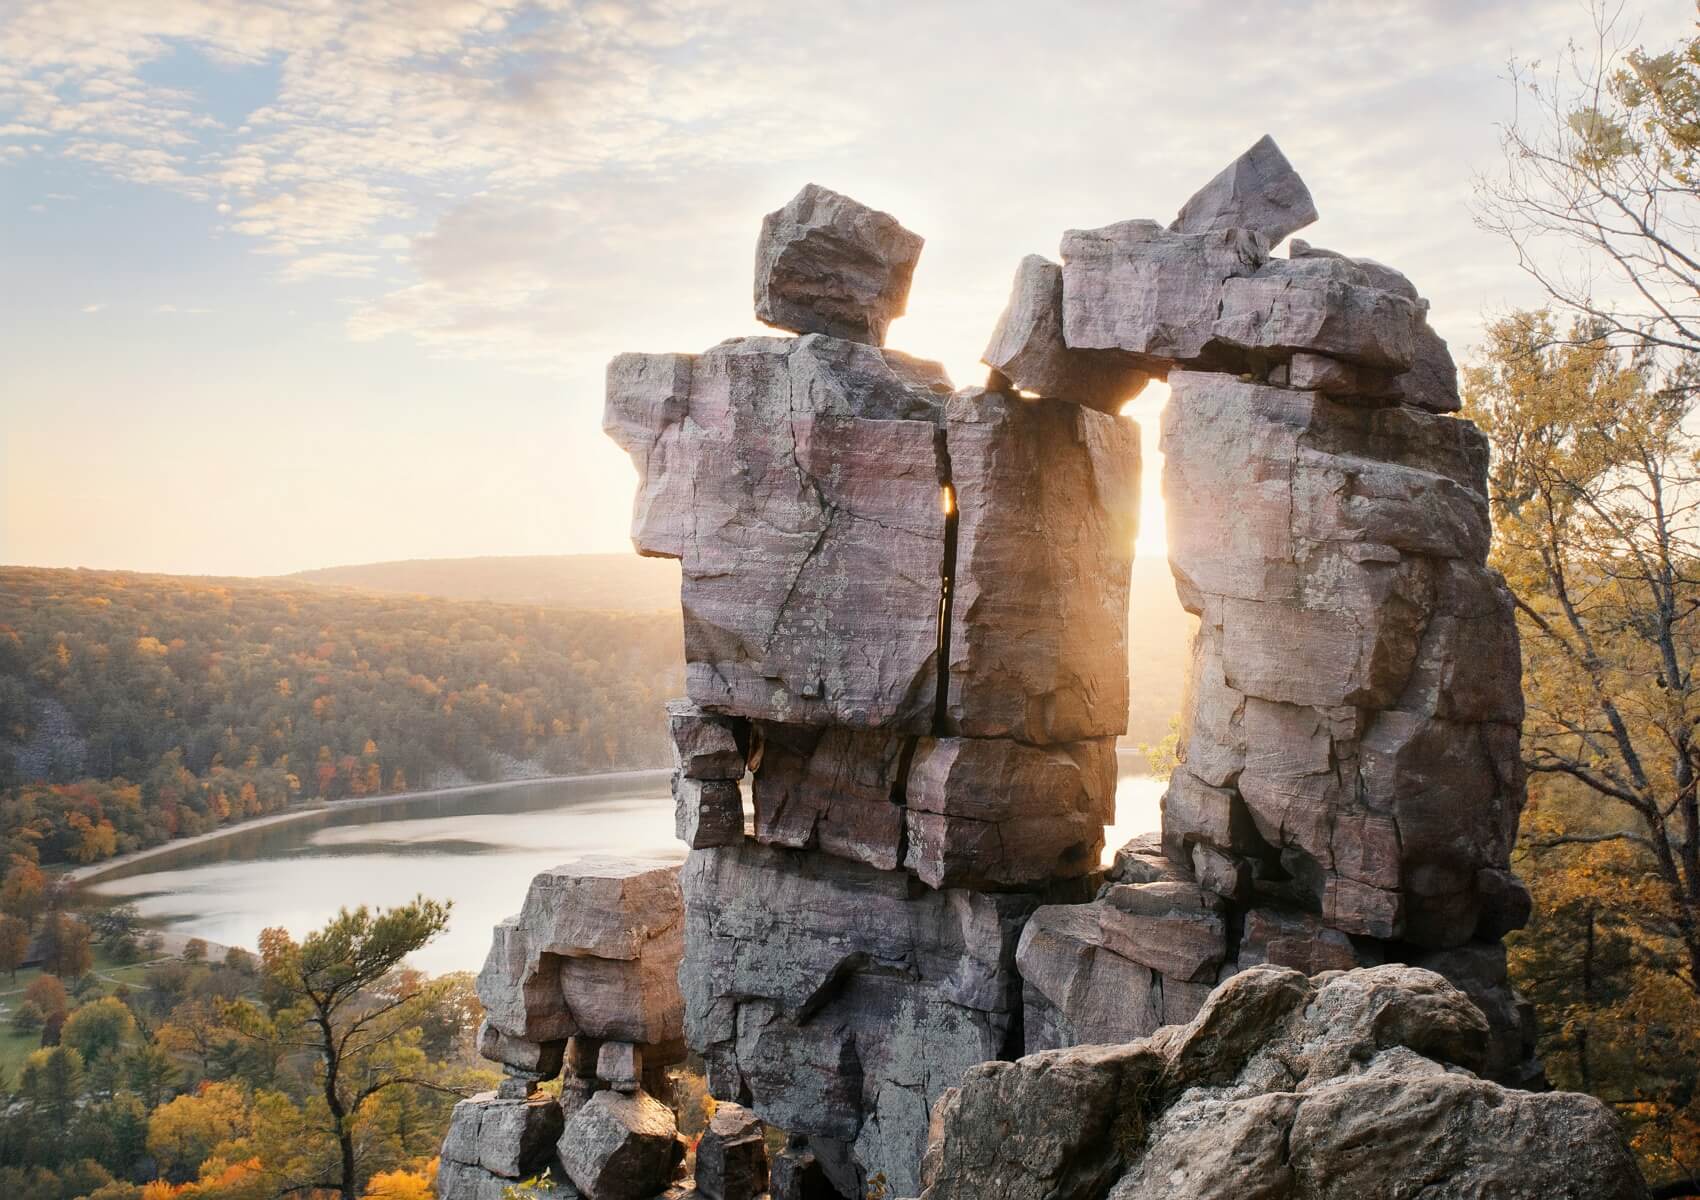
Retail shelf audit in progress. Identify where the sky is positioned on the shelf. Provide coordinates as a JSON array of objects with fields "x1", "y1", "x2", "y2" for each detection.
[{"x1": 1, "y1": 0, "x2": 1693, "y2": 577}]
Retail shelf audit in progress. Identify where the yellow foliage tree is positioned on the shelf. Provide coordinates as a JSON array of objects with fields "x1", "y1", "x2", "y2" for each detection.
[{"x1": 1466, "y1": 310, "x2": 1700, "y2": 1190}]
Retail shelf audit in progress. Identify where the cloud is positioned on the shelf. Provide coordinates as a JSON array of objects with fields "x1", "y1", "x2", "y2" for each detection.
[
  {"x1": 4, "y1": 0, "x2": 1694, "y2": 376},
  {"x1": 80, "y1": 302, "x2": 105, "y2": 313}
]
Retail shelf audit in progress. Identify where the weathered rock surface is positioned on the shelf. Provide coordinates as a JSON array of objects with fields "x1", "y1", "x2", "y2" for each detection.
[
  {"x1": 575, "y1": 159, "x2": 1550, "y2": 1200},
  {"x1": 1171, "y1": 134, "x2": 1319, "y2": 246},
  {"x1": 668, "y1": 699, "x2": 748, "y2": 781},
  {"x1": 441, "y1": 1091, "x2": 566, "y2": 1182},
  {"x1": 1061, "y1": 220, "x2": 1267, "y2": 371},
  {"x1": 904, "y1": 736, "x2": 1116, "y2": 890},
  {"x1": 606, "y1": 335, "x2": 952, "y2": 732},
  {"x1": 695, "y1": 1102, "x2": 769, "y2": 1200},
  {"x1": 674, "y1": 775, "x2": 744, "y2": 850},
  {"x1": 1160, "y1": 370, "x2": 1523, "y2": 949},
  {"x1": 477, "y1": 858, "x2": 685, "y2": 1052},
  {"x1": 1214, "y1": 253, "x2": 1424, "y2": 370},
  {"x1": 920, "y1": 966, "x2": 1648, "y2": 1200},
  {"x1": 981, "y1": 255, "x2": 1150, "y2": 412},
  {"x1": 559, "y1": 1089, "x2": 683, "y2": 1200},
  {"x1": 944, "y1": 388, "x2": 1140, "y2": 744},
  {"x1": 754, "y1": 183, "x2": 923, "y2": 346},
  {"x1": 750, "y1": 722, "x2": 907, "y2": 871},
  {"x1": 680, "y1": 840, "x2": 1033, "y2": 1198},
  {"x1": 1015, "y1": 881, "x2": 1226, "y2": 1052}
]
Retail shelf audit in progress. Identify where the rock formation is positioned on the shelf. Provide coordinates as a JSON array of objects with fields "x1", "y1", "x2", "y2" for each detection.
[
  {"x1": 440, "y1": 134, "x2": 1644, "y2": 1199},
  {"x1": 916, "y1": 965, "x2": 1647, "y2": 1200},
  {"x1": 439, "y1": 857, "x2": 702, "y2": 1200}
]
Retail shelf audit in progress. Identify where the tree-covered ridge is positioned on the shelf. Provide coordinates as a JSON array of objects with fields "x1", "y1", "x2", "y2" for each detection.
[{"x1": 0, "y1": 567, "x2": 683, "y2": 871}]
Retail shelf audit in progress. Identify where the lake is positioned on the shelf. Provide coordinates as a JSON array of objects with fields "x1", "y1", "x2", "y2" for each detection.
[{"x1": 85, "y1": 766, "x2": 1166, "y2": 976}]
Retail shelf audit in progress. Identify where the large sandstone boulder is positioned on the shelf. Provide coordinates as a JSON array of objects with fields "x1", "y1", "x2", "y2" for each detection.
[
  {"x1": 477, "y1": 858, "x2": 685, "y2": 1054},
  {"x1": 919, "y1": 966, "x2": 1649, "y2": 1200},
  {"x1": 754, "y1": 183, "x2": 923, "y2": 346},
  {"x1": 439, "y1": 1091, "x2": 565, "y2": 1183},
  {"x1": 943, "y1": 388, "x2": 1140, "y2": 744},
  {"x1": 981, "y1": 255, "x2": 1150, "y2": 412},
  {"x1": 1171, "y1": 134, "x2": 1319, "y2": 246}
]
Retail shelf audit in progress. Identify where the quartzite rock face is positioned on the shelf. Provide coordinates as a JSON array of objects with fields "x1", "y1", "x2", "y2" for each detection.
[
  {"x1": 904, "y1": 735, "x2": 1117, "y2": 890},
  {"x1": 982, "y1": 254, "x2": 1151, "y2": 412},
  {"x1": 944, "y1": 388, "x2": 1141, "y2": 744},
  {"x1": 1171, "y1": 134, "x2": 1320, "y2": 246},
  {"x1": 1061, "y1": 219, "x2": 1268, "y2": 371},
  {"x1": 920, "y1": 966, "x2": 1648, "y2": 1200},
  {"x1": 680, "y1": 839, "x2": 1034, "y2": 1198},
  {"x1": 1159, "y1": 370, "x2": 1523, "y2": 950},
  {"x1": 573, "y1": 153, "x2": 1549, "y2": 1200},
  {"x1": 754, "y1": 183, "x2": 923, "y2": 346},
  {"x1": 750, "y1": 722, "x2": 908, "y2": 871},
  {"x1": 606, "y1": 334, "x2": 952, "y2": 732},
  {"x1": 477, "y1": 858, "x2": 685, "y2": 1052}
]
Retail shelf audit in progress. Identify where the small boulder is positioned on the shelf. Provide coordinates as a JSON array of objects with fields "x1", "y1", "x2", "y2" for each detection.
[
  {"x1": 559, "y1": 1089, "x2": 681, "y2": 1200},
  {"x1": 1171, "y1": 133, "x2": 1319, "y2": 246},
  {"x1": 597, "y1": 1041, "x2": 642, "y2": 1093},
  {"x1": 674, "y1": 775, "x2": 744, "y2": 850},
  {"x1": 695, "y1": 1102, "x2": 769, "y2": 1200},
  {"x1": 441, "y1": 1090, "x2": 565, "y2": 1181},
  {"x1": 668, "y1": 699, "x2": 748, "y2": 781},
  {"x1": 754, "y1": 183, "x2": 923, "y2": 345},
  {"x1": 982, "y1": 254, "x2": 1150, "y2": 412}
]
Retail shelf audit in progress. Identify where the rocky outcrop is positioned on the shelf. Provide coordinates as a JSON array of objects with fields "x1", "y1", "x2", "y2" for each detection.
[
  {"x1": 438, "y1": 859, "x2": 692, "y2": 1200},
  {"x1": 917, "y1": 966, "x2": 1647, "y2": 1200},
  {"x1": 438, "y1": 133, "x2": 1600, "y2": 1200}
]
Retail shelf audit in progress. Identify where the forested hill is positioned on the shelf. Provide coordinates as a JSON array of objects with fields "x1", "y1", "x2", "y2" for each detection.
[
  {"x1": 287, "y1": 552, "x2": 1197, "y2": 747},
  {"x1": 288, "y1": 553, "x2": 682, "y2": 611},
  {"x1": 0, "y1": 566, "x2": 683, "y2": 872}
]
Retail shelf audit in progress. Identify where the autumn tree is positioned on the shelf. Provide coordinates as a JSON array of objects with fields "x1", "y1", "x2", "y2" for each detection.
[
  {"x1": 226, "y1": 897, "x2": 455, "y2": 1200},
  {"x1": 62, "y1": 996, "x2": 138, "y2": 1065},
  {"x1": 1478, "y1": 2, "x2": 1700, "y2": 359},
  {"x1": 0, "y1": 914, "x2": 30, "y2": 980},
  {"x1": 1465, "y1": 310, "x2": 1700, "y2": 1189},
  {"x1": 38, "y1": 912, "x2": 93, "y2": 980},
  {"x1": 1, "y1": 856, "x2": 47, "y2": 926}
]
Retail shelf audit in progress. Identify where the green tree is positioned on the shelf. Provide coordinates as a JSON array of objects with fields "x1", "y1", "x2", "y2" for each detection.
[
  {"x1": 233, "y1": 897, "x2": 455, "y2": 1200},
  {"x1": 19, "y1": 1046, "x2": 84, "y2": 1128},
  {"x1": 61, "y1": 997, "x2": 138, "y2": 1064}
]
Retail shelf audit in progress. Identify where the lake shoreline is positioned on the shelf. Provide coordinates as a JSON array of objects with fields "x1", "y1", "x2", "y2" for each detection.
[{"x1": 63, "y1": 767, "x2": 675, "y2": 886}]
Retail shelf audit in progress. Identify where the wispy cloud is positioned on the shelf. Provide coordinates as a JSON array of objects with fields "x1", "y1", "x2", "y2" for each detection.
[
  {"x1": 3, "y1": 0, "x2": 1690, "y2": 376},
  {"x1": 80, "y1": 302, "x2": 105, "y2": 313}
]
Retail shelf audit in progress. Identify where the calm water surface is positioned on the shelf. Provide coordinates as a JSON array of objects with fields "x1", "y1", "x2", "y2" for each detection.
[{"x1": 88, "y1": 767, "x2": 1166, "y2": 975}]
